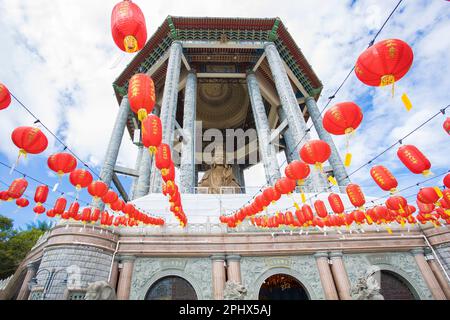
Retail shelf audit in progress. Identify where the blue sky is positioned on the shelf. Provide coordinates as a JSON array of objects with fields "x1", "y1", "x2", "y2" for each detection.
[{"x1": 0, "y1": 0, "x2": 449, "y2": 228}]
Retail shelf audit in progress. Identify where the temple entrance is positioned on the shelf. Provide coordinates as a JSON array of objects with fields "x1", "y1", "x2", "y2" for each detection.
[
  {"x1": 258, "y1": 274, "x2": 309, "y2": 300},
  {"x1": 145, "y1": 276, "x2": 198, "y2": 300},
  {"x1": 378, "y1": 270, "x2": 417, "y2": 300}
]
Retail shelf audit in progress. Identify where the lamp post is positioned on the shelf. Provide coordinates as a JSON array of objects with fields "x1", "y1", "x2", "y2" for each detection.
[{"x1": 28, "y1": 268, "x2": 68, "y2": 300}]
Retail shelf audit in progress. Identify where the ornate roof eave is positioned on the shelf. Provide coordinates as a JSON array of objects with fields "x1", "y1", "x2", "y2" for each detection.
[{"x1": 112, "y1": 16, "x2": 323, "y2": 104}]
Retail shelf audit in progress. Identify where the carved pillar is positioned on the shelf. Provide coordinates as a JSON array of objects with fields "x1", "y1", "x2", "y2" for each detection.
[
  {"x1": 305, "y1": 96, "x2": 350, "y2": 191},
  {"x1": 180, "y1": 71, "x2": 197, "y2": 193},
  {"x1": 96, "y1": 96, "x2": 130, "y2": 210},
  {"x1": 116, "y1": 256, "x2": 135, "y2": 300},
  {"x1": 329, "y1": 251, "x2": 352, "y2": 300},
  {"x1": 130, "y1": 145, "x2": 144, "y2": 199},
  {"x1": 109, "y1": 259, "x2": 120, "y2": 291},
  {"x1": 226, "y1": 255, "x2": 242, "y2": 284},
  {"x1": 314, "y1": 252, "x2": 339, "y2": 300},
  {"x1": 425, "y1": 251, "x2": 450, "y2": 299},
  {"x1": 411, "y1": 248, "x2": 446, "y2": 300},
  {"x1": 246, "y1": 71, "x2": 281, "y2": 185},
  {"x1": 17, "y1": 263, "x2": 37, "y2": 300},
  {"x1": 211, "y1": 255, "x2": 226, "y2": 300},
  {"x1": 151, "y1": 41, "x2": 183, "y2": 193}
]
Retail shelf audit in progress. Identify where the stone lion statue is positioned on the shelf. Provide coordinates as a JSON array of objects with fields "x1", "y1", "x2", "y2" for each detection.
[
  {"x1": 84, "y1": 281, "x2": 117, "y2": 300},
  {"x1": 223, "y1": 281, "x2": 247, "y2": 300},
  {"x1": 351, "y1": 266, "x2": 384, "y2": 300}
]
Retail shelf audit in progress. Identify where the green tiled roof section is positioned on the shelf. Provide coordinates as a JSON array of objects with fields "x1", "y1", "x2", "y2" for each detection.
[
  {"x1": 274, "y1": 38, "x2": 315, "y2": 95},
  {"x1": 177, "y1": 29, "x2": 271, "y2": 41},
  {"x1": 167, "y1": 16, "x2": 179, "y2": 40},
  {"x1": 268, "y1": 18, "x2": 280, "y2": 41}
]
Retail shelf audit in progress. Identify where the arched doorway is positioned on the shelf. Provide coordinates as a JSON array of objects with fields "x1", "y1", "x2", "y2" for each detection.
[
  {"x1": 258, "y1": 274, "x2": 309, "y2": 300},
  {"x1": 145, "y1": 276, "x2": 198, "y2": 300},
  {"x1": 378, "y1": 270, "x2": 417, "y2": 300}
]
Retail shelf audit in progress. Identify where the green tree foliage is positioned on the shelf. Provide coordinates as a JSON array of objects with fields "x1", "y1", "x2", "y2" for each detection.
[{"x1": 0, "y1": 215, "x2": 52, "y2": 279}]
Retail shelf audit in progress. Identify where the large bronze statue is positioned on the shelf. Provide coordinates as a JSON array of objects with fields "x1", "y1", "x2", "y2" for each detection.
[{"x1": 199, "y1": 147, "x2": 241, "y2": 194}]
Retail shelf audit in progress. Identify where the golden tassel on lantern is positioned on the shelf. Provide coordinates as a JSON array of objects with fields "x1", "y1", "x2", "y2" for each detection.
[
  {"x1": 380, "y1": 74, "x2": 395, "y2": 98},
  {"x1": 344, "y1": 153, "x2": 352, "y2": 167},
  {"x1": 422, "y1": 170, "x2": 433, "y2": 177},
  {"x1": 328, "y1": 176, "x2": 338, "y2": 186},
  {"x1": 401, "y1": 93, "x2": 413, "y2": 111},
  {"x1": 385, "y1": 226, "x2": 393, "y2": 234},
  {"x1": 137, "y1": 108, "x2": 148, "y2": 122},
  {"x1": 433, "y1": 187, "x2": 443, "y2": 198}
]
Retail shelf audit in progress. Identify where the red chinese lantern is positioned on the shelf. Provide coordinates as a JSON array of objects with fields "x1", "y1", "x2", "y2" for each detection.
[
  {"x1": 69, "y1": 169, "x2": 93, "y2": 190},
  {"x1": 16, "y1": 198, "x2": 29, "y2": 208},
  {"x1": 155, "y1": 143, "x2": 172, "y2": 175},
  {"x1": 417, "y1": 187, "x2": 441, "y2": 205},
  {"x1": 81, "y1": 208, "x2": 92, "y2": 223},
  {"x1": 0, "y1": 82, "x2": 11, "y2": 110},
  {"x1": 53, "y1": 197, "x2": 67, "y2": 215},
  {"x1": 370, "y1": 165, "x2": 398, "y2": 193},
  {"x1": 274, "y1": 177, "x2": 296, "y2": 195},
  {"x1": 0, "y1": 191, "x2": 9, "y2": 201},
  {"x1": 102, "y1": 189, "x2": 118, "y2": 205},
  {"x1": 67, "y1": 201, "x2": 80, "y2": 218},
  {"x1": 346, "y1": 184, "x2": 366, "y2": 208},
  {"x1": 322, "y1": 102, "x2": 363, "y2": 166},
  {"x1": 110, "y1": 199, "x2": 125, "y2": 212},
  {"x1": 111, "y1": 0, "x2": 147, "y2": 53},
  {"x1": 33, "y1": 205, "x2": 46, "y2": 215},
  {"x1": 7, "y1": 178, "x2": 28, "y2": 199},
  {"x1": 88, "y1": 181, "x2": 109, "y2": 199},
  {"x1": 444, "y1": 174, "x2": 450, "y2": 189},
  {"x1": 355, "y1": 39, "x2": 413, "y2": 94},
  {"x1": 262, "y1": 187, "x2": 281, "y2": 204},
  {"x1": 142, "y1": 114, "x2": 162, "y2": 153},
  {"x1": 11, "y1": 127, "x2": 48, "y2": 169},
  {"x1": 91, "y1": 209, "x2": 101, "y2": 223},
  {"x1": 162, "y1": 162, "x2": 175, "y2": 185},
  {"x1": 46, "y1": 209, "x2": 56, "y2": 218},
  {"x1": 397, "y1": 145, "x2": 431, "y2": 176},
  {"x1": 300, "y1": 140, "x2": 331, "y2": 171},
  {"x1": 128, "y1": 73, "x2": 155, "y2": 122},
  {"x1": 302, "y1": 204, "x2": 314, "y2": 223},
  {"x1": 285, "y1": 161, "x2": 310, "y2": 185},
  {"x1": 443, "y1": 117, "x2": 450, "y2": 135},
  {"x1": 47, "y1": 152, "x2": 77, "y2": 177},
  {"x1": 442, "y1": 189, "x2": 450, "y2": 204},
  {"x1": 314, "y1": 200, "x2": 328, "y2": 219},
  {"x1": 328, "y1": 193, "x2": 345, "y2": 214},
  {"x1": 34, "y1": 185, "x2": 49, "y2": 206},
  {"x1": 386, "y1": 196, "x2": 408, "y2": 212},
  {"x1": 416, "y1": 200, "x2": 434, "y2": 214}
]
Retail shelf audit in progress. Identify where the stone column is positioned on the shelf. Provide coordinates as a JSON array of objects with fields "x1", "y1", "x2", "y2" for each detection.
[
  {"x1": 329, "y1": 251, "x2": 352, "y2": 300},
  {"x1": 130, "y1": 145, "x2": 144, "y2": 200},
  {"x1": 246, "y1": 72, "x2": 281, "y2": 185},
  {"x1": 116, "y1": 256, "x2": 135, "y2": 300},
  {"x1": 17, "y1": 263, "x2": 37, "y2": 300},
  {"x1": 180, "y1": 71, "x2": 197, "y2": 193},
  {"x1": 425, "y1": 252, "x2": 450, "y2": 299},
  {"x1": 151, "y1": 41, "x2": 183, "y2": 193},
  {"x1": 232, "y1": 165, "x2": 245, "y2": 193},
  {"x1": 96, "y1": 96, "x2": 130, "y2": 209},
  {"x1": 411, "y1": 248, "x2": 446, "y2": 300},
  {"x1": 211, "y1": 255, "x2": 226, "y2": 300},
  {"x1": 134, "y1": 148, "x2": 152, "y2": 198},
  {"x1": 226, "y1": 255, "x2": 242, "y2": 284},
  {"x1": 109, "y1": 259, "x2": 120, "y2": 291},
  {"x1": 305, "y1": 96, "x2": 350, "y2": 190},
  {"x1": 314, "y1": 252, "x2": 339, "y2": 300}
]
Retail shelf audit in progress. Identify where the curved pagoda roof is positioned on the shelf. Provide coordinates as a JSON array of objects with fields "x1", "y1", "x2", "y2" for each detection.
[{"x1": 113, "y1": 16, "x2": 323, "y2": 101}]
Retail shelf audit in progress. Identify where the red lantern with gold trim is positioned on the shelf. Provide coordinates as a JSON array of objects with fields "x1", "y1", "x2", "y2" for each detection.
[
  {"x1": 128, "y1": 73, "x2": 155, "y2": 122},
  {"x1": 300, "y1": 140, "x2": 331, "y2": 171},
  {"x1": 11, "y1": 127, "x2": 48, "y2": 169},
  {"x1": 355, "y1": 39, "x2": 413, "y2": 92},
  {"x1": 285, "y1": 160, "x2": 310, "y2": 185},
  {"x1": 15, "y1": 198, "x2": 29, "y2": 208},
  {"x1": 302, "y1": 204, "x2": 314, "y2": 223},
  {"x1": 88, "y1": 181, "x2": 109, "y2": 199},
  {"x1": 328, "y1": 193, "x2": 345, "y2": 214},
  {"x1": 53, "y1": 197, "x2": 67, "y2": 215},
  {"x1": 155, "y1": 143, "x2": 172, "y2": 175},
  {"x1": 274, "y1": 177, "x2": 296, "y2": 195},
  {"x1": 370, "y1": 165, "x2": 398, "y2": 193},
  {"x1": 69, "y1": 169, "x2": 93, "y2": 191},
  {"x1": 416, "y1": 200, "x2": 434, "y2": 214},
  {"x1": 48, "y1": 152, "x2": 77, "y2": 177},
  {"x1": 262, "y1": 187, "x2": 281, "y2": 204},
  {"x1": 417, "y1": 187, "x2": 441, "y2": 205},
  {"x1": 386, "y1": 196, "x2": 408, "y2": 212},
  {"x1": 323, "y1": 102, "x2": 363, "y2": 166},
  {"x1": 0, "y1": 82, "x2": 11, "y2": 110},
  {"x1": 444, "y1": 174, "x2": 450, "y2": 189},
  {"x1": 111, "y1": 0, "x2": 147, "y2": 53},
  {"x1": 346, "y1": 183, "x2": 366, "y2": 208},
  {"x1": 397, "y1": 145, "x2": 431, "y2": 176},
  {"x1": 314, "y1": 200, "x2": 328, "y2": 219},
  {"x1": 443, "y1": 117, "x2": 450, "y2": 135},
  {"x1": 102, "y1": 189, "x2": 118, "y2": 205},
  {"x1": 7, "y1": 178, "x2": 28, "y2": 199},
  {"x1": 142, "y1": 114, "x2": 162, "y2": 153},
  {"x1": 34, "y1": 185, "x2": 49, "y2": 206},
  {"x1": 33, "y1": 205, "x2": 45, "y2": 215}
]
